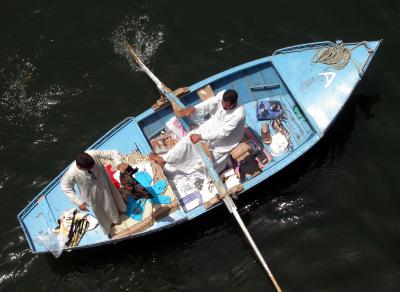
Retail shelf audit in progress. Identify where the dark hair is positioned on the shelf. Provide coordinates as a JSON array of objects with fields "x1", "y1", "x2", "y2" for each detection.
[
  {"x1": 222, "y1": 89, "x2": 238, "y2": 104},
  {"x1": 126, "y1": 165, "x2": 138, "y2": 175},
  {"x1": 76, "y1": 152, "x2": 95, "y2": 169}
]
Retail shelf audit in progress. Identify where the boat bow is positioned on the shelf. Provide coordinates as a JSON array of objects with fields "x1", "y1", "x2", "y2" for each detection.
[{"x1": 271, "y1": 40, "x2": 382, "y2": 135}]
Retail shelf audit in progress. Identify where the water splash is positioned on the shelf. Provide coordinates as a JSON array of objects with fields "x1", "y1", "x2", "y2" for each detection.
[
  {"x1": 0, "y1": 58, "x2": 82, "y2": 144},
  {"x1": 111, "y1": 15, "x2": 165, "y2": 71},
  {"x1": 0, "y1": 59, "x2": 38, "y2": 124},
  {"x1": 1, "y1": 61, "x2": 62, "y2": 124}
]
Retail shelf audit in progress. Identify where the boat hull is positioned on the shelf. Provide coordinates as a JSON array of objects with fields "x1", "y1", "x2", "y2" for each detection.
[{"x1": 18, "y1": 40, "x2": 382, "y2": 254}]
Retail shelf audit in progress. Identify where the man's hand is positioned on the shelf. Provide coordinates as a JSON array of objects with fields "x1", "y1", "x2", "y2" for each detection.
[
  {"x1": 190, "y1": 134, "x2": 202, "y2": 144},
  {"x1": 117, "y1": 163, "x2": 129, "y2": 173},
  {"x1": 79, "y1": 202, "x2": 89, "y2": 211},
  {"x1": 179, "y1": 107, "x2": 195, "y2": 117}
]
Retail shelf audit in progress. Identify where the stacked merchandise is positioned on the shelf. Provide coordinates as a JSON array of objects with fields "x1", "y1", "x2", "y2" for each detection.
[
  {"x1": 150, "y1": 131, "x2": 179, "y2": 154},
  {"x1": 257, "y1": 98, "x2": 292, "y2": 155},
  {"x1": 171, "y1": 177, "x2": 203, "y2": 212},
  {"x1": 101, "y1": 152, "x2": 178, "y2": 238},
  {"x1": 150, "y1": 116, "x2": 187, "y2": 154}
]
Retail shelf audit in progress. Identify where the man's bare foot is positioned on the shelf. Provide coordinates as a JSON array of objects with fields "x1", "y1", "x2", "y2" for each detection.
[{"x1": 149, "y1": 153, "x2": 166, "y2": 167}]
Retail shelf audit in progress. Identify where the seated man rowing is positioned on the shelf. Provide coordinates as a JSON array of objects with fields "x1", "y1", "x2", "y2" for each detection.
[{"x1": 150, "y1": 89, "x2": 245, "y2": 178}]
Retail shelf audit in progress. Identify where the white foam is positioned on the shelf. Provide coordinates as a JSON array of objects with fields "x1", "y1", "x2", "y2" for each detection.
[{"x1": 111, "y1": 15, "x2": 165, "y2": 72}]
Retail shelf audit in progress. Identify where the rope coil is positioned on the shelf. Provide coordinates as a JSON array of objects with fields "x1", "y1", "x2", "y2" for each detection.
[
  {"x1": 312, "y1": 43, "x2": 351, "y2": 70},
  {"x1": 312, "y1": 41, "x2": 370, "y2": 70}
]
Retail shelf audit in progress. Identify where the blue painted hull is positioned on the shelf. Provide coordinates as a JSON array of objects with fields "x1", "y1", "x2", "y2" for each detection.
[{"x1": 18, "y1": 40, "x2": 382, "y2": 254}]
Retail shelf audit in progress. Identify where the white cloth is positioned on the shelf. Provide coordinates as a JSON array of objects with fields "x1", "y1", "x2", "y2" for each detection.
[
  {"x1": 165, "y1": 116, "x2": 187, "y2": 138},
  {"x1": 60, "y1": 150, "x2": 127, "y2": 235},
  {"x1": 162, "y1": 90, "x2": 245, "y2": 178},
  {"x1": 270, "y1": 133, "x2": 288, "y2": 156}
]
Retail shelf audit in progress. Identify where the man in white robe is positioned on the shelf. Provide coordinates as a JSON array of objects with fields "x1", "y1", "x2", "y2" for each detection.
[
  {"x1": 61, "y1": 149, "x2": 127, "y2": 236},
  {"x1": 150, "y1": 89, "x2": 245, "y2": 178}
]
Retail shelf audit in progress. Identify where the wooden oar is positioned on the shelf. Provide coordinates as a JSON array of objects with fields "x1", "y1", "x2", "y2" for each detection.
[{"x1": 124, "y1": 41, "x2": 283, "y2": 292}]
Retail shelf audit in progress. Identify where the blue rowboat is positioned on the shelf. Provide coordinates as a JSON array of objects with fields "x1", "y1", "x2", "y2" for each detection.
[{"x1": 18, "y1": 40, "x2": 382, "y2": 255}]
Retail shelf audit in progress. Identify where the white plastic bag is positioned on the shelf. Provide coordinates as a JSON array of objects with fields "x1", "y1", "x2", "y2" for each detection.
[
  {"x1": 36, "y1": 229, "x2": 68, "y2": 258},
  {"x1": 165, "y1": 117, "x2": 187, "y2": 138}
]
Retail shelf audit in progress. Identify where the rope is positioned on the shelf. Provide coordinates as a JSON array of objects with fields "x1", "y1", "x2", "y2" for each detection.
[
  {"x1": 312, "y1": 43, "x2": 351, "y2": 69},
  {"x1": 312, "y1": 41, "x2": 370, "y2": 70}
]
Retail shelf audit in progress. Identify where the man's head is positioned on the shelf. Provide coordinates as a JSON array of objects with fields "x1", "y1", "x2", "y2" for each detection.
[
  {"x1": 222, "y1": 89, "x2": 238, "y2": 110},
  {"x1": 76, "y1": 152, "x2": 95, "y2": 170}
]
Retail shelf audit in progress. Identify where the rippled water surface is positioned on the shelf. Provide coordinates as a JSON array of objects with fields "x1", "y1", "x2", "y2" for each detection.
[{"x1": 1, "y1": 0, "x2": 400, "y2": 291}]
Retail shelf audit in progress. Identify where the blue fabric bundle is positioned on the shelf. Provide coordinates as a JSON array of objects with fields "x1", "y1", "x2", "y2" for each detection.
[
  {"x1": 126, "y1": 171, "x2": 171, "y2": 221},
  {"x1": 256, "y1": 99, "x2": 283, "y2": 120}
]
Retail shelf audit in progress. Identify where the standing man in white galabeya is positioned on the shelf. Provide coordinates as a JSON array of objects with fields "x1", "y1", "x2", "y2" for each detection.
[{"x1": 61, "y1": 150, "x2": 127, "y2": 237}]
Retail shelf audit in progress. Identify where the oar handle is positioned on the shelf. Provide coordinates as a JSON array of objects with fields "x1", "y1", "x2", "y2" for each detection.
[{"x1": 229, "y1": 196, "x2": 283, "y2": 292}]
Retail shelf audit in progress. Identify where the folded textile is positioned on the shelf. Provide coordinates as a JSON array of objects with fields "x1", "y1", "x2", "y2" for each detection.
[
  {"x1": 134, "y1": 171, "x2": 168, "y2": 196},
  {"x1": 126, "y1": 171, "x2": 171, "y2": 221},
  {"x1": 127, "y1": 197, "x2": 147, "y2": 221},
  {"x1": 270, "y1": 132, "x2": 288, "y2": 156},
  {"x1": 105, "y1": 164, "x2": 121, "y2": 189},
  {"x1": 256, "y1": 99, "x2": 284, "y2": 120},
  {"x1": 119, "y1": 165, "x2": 152, "y2": 202},
  {"x1": 150, "y1": 195, "x2": 171, "y2": 205}
]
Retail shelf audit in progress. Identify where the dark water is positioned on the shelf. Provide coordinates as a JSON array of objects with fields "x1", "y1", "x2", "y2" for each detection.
[{"x1": 1, "y1": 0, "x2": 400, "y2": 291}]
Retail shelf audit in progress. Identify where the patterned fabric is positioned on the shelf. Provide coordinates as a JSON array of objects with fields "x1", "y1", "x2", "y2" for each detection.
[
  {"x1": 119, "y1": 168, "x2": 153, "y2": 203},
  {"x1": 126, "y1": 171, "x2": 171, "y2": 220},
  {"x1": 256, "y1": 100, "x2": 284, "y2": 120}
]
